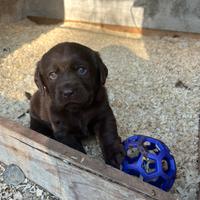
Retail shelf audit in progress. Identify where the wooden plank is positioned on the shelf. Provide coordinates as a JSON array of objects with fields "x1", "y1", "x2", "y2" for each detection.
[
  {"x1": 198, "y1": 114, "x2": 200, "y2": 200},
  {"x1": 0, "y1": 117, "x2": 176, "y2": 200},
  {"x1": 28, "y1": 16, "x2": 200, "y2": 39}
]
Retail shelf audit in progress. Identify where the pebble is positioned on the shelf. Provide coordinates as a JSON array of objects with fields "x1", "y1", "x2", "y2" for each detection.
[
  {"x1": 36, "y1": 188, "x2": 43, "y2": 197},
  {"x1": 3, "y1": 164, "x2": 25, "y2": 186},
  {"x1": 13, "y1": 191, "x2": 23, "y2": 200}
]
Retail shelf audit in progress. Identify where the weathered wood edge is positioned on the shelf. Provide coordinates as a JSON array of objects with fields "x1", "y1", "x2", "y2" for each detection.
[
  {"x1": 0, "y1": 117, "x2": 176, "y2": 200},
  {"x1": 198, "y1": 114, "x2": 200, "y2": 200}
]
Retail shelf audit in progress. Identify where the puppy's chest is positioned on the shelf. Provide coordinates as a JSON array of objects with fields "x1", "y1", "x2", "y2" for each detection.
[
  {"x1": 69, "y1": 115, "x2": 90, "y2": 136},
  {"x1": 54, "y1": 112, "x2": 94, "y2": 137}
]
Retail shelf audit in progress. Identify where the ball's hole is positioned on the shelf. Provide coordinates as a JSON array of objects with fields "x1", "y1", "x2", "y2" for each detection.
[
  {"x1": 162, "y1": 159, "x2": 169, "y2": 171},
  {"x1": 127, "y1": 146, "x2": 141, "y2": 164},
  {"x1": 143, "y1": 141, "x2": 160, "y2": 155},
  {"x1": 142, "y1": 158, "x2": 156, "y2": 174}
]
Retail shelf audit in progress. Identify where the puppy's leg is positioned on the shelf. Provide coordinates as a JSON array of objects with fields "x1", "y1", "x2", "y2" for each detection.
[
  {"x1": 95, "y1": 108, "x2": 125, "y2": 169},
  {"x1": 30, "y1": 116, "x2": 54, "y2": 138},
  {"x1": 30, "y1": 117, "x2": 85, "y2": 153},
  {"x1": 53, "y1": 131, "x2": 86, "y2": 153}
]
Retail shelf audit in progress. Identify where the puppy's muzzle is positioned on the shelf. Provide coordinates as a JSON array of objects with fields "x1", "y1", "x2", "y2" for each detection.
[
  {"x1": 59, "y1": 84, "x2": 76, "y2": 100},
  {"x1": 55, "y1": 81, "x2": 89, "y2": 108},
  {"x1": 62, "y1": 88, "x2": 74, "y2": 98}
]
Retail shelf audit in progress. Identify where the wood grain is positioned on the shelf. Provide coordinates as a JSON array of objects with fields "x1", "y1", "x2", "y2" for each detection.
[{"x1": 0, "y1": 117, "x2": 176, "y2": 200}]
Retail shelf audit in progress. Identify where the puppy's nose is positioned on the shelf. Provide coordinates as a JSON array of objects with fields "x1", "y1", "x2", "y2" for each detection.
[{"x1": 63, "y1": 89, "x2": 74, "y2": 98}]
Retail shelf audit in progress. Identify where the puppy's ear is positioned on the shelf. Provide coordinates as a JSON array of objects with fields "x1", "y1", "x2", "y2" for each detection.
[
  {"x1": 95, "y1": 52, "x2": 108, "y2": 85},
  {"x1": 34, "y1": 61, "x2": 45, "y2": 95}
]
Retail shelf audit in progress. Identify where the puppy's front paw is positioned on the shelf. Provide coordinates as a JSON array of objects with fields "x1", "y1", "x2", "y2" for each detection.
[{"x1": 105, "y1": 142, "x2": 125, "y2": 169}]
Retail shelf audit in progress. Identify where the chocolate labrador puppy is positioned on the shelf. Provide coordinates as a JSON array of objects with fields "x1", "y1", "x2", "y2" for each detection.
[{"x1": 29, "y1": 42, "x2": 124, "y2": 168}]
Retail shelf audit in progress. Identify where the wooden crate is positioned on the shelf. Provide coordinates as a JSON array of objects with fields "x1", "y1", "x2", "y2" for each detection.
[{"x1": 0, "y1": 117, "x2": 176, "y2": 200}]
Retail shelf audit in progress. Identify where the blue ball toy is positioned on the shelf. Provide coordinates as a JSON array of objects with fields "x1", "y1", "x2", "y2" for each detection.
[{"x1": 121, "y1": 135, "x2": 176, "y2": 191}]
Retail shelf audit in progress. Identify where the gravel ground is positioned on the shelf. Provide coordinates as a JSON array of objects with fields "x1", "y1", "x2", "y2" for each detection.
[
  {"x1": 0, "y1": 19, "x2": 200, "y2": 200},
  {"x1": 0, "y1": 162, "x2": 59, "y2": 200}
]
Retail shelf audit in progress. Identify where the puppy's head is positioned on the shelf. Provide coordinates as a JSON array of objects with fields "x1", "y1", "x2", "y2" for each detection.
[{"x1": 35, "y1": 42, "x2": 108, "y2": 110}]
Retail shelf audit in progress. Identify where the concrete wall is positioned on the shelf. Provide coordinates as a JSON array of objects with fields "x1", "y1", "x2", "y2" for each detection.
[
  {"x1": 132, "y1": 0, "x2": 200, "y2": 33},
  {"x1": 24, "y1": 0, "x2": 65, "y2": 20},
  {"x1": 1, "y1": 0, "x2": 200, "y2": 33},
  {"x1": 0, "y1": 0, "x2": 26, "y2": 23},
  {"x1": 25, "y1": 0, "x2": 200, "y2": 33}
]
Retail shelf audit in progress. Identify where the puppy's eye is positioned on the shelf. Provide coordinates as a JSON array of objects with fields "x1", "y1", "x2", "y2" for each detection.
[
  {"x1": 49, "y1": 72, "x2": 57, "y2": 80},
  {"x1": 77, "y1": 67, "x2": 87, "y2": 76}
]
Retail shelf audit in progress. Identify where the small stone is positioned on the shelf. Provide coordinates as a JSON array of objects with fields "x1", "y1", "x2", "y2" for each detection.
[
  {"x1": 29, "y1": 185, "x2": 36, "y2": 193},
  {"x1": 22, "y1": 183, "x2": 31, "y2": 192},
  {"x1": 36, "y1": 188, "x2": 43, "y2": 197},
  {"x1": 13, "y1": 191, "x2": 23, "y2": 200},
  {"x1": 3, "y1": 164, "x2": 25, "y2": 186}
]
